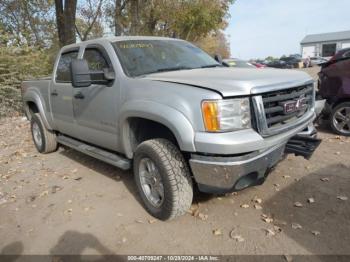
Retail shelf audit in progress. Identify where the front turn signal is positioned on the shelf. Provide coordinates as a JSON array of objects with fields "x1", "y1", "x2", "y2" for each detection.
[{"x1": 202, "y1": 101, "x2": 220, "y2": 132}]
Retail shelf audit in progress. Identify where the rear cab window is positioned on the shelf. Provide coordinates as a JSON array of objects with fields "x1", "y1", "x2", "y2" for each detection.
[{"x1": 55, "y1": 50, "x2": 79, "y2": 83}]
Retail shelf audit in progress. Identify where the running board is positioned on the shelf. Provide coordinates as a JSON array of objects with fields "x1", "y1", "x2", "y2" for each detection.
[{"x1": 57, "y1": 135, "x2": 131, "y2": 170}]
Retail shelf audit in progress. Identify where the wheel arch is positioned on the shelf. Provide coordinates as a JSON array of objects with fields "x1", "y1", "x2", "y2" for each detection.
[
  {"x1": 23, "y1": 90, "x2": 53, "y2": 130},
  {"x1": 331, "y1": 98, "x2": 350, "y2": 109},
  {"x1": 120, "y1": 101, "x2": 196, "y2": 159}
]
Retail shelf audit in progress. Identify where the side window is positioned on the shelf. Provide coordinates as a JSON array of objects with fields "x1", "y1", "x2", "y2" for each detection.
[
  {"x1": 56, "y1": 51, "x2": 78, "y2": 82},
  {"x1": 83, "y1": 48, "x2": 112, "y2": 82},
  {"x1": 83, "y1": 48, "x2": 110, "y2": 71}
]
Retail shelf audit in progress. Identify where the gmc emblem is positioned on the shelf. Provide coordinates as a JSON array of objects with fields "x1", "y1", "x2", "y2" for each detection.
[{"x1": 282, "y1": 97, "x2": 308, "y2": 114}]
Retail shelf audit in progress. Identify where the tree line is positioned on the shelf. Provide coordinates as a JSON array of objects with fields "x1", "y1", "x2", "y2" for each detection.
[
  {"x1": 0, "y1": 0, "x2": 234, "y2": 57},
  {"x1": 0, "y1": 0, "x2": 234, "y2": 117}
]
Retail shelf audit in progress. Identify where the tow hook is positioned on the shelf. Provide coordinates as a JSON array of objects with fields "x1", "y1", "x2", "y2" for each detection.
[{"x1": 285, "y1": 135, "x2": 321, "y2": 160}]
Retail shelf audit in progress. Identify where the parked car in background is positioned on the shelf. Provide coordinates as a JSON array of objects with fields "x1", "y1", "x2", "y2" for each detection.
[
  {"x1": 266, "y1": 55, "x2": 304, "y2": 69},
  {"x1": 328, "y1": 47, "x2": 350, "y2": 63},
  {"x1": 310, "y1": 56, "x2": 328, "y2": 66},
  {"x1": 266, "y1": 59, "x2": 287, "y2": 69},
  {"x1": 223, "y1": 58, "x2": 256, "y2": 68},
  {"x1": 280, "y1": 56, "x2": 303, "y2": 68},
  {"x1": 290, "y1": 54, "x2": 303, "y2": 60},
  {"x1": 251, "y1": 62, "x2": 266, "y2": 68},
  {"x1": 318, "y1": 48, "x2": 350, "y2": 136}
]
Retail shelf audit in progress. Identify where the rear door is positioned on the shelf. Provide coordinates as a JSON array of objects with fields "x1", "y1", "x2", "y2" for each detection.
[
  {"x1": 72, "y1": 44, "x2": 119, "y2": 150},
  {"x1": 51, "y1": 49, "x2": 79, "y2": 136}
]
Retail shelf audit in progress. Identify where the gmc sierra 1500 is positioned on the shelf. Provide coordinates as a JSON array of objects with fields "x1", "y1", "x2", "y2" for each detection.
[{"x1": 22, "y1": 36, "x2": 320, "y2": 220}]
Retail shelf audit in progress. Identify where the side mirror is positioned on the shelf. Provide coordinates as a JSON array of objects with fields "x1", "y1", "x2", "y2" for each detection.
[
  {"x1": 89, "y1": 68, "x2": 115, "y2": 86},
  {"x1": 71, "y1": 59, "x2": 91, "y2": 87},
  {"x1": 214, "y1": 54, "x2": 223, "y2": 64},
  {"x1": 103, "y1": 68, "x2": 115, "y2": 81}
]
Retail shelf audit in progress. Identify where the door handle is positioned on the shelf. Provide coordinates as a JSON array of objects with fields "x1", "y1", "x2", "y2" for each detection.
[
  {"x1": 74, "y1": 92, "x2": 85, "y2": 99},
  {"x1": 51, "y1": 90, "x2": 58, "y2": 96}
]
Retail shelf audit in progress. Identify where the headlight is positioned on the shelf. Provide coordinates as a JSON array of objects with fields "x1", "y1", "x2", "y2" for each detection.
[{"x1": 201, "y1": 98, "x2": 251, "y2": 132}]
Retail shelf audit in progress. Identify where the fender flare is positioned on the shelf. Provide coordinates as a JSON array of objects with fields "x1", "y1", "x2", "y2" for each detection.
[
  {"x1": 23, "y1": 89, "x2": 53, "y2": 130},
  {"x1": 119, "y1": 100, "x2": 196, "y2": 158}
]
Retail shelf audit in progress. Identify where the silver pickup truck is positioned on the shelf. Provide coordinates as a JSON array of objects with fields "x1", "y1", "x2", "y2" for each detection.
[{"x1": 22, "y1": 36, "x2": 320, "y2": 220}]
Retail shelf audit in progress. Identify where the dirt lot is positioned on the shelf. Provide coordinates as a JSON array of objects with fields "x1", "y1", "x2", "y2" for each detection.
[
  {"x1": 297, "y1": 66, "x2": 320, "y2": 82},
  {"x1": 1, "y1": 67, "x2": 350, "y2": 256},
  {"x1": 1, "y1": 119, "x2": 350, "y2": 256}
]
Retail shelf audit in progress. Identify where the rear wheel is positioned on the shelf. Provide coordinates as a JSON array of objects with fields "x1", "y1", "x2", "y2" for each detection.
[
  {"x1": 30, "y1": 113, "x2": 58, "y2": 153},
  {"x1": 133, "y1": 139, "x2": 193, "y2": 220},
  {"x1": 330, "y1": 102, "x2": 350, "y2": 136}
]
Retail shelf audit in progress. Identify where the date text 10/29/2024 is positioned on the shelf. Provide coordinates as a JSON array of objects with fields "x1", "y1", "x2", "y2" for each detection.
[{"x1": 127, "y1": 256, "x2": 219, "y2": 261}]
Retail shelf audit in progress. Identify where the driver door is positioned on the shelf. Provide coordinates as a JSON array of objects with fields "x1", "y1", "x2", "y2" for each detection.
[{"x1": 72, "y1": 45, "x2": 119, "y2": 150}]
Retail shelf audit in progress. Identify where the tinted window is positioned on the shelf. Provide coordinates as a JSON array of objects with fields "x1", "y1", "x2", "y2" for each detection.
[
  {"x1": 84, "y1": 48, "x2": 109, "y2": 71},
  {"x1": 113, "y1": 40, "x2": 219, "y2": 77},
  {"x1": 56, "y1": 51, "x2": 78, "y2": 82}
]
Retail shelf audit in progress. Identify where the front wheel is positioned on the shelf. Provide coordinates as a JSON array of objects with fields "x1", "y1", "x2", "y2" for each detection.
[
  {"x1": 330, "y1": 102, "x2": 350, "y2": 136},
  {"x1": 133, "y1": 139, "x2": 193, "y2": 220}
]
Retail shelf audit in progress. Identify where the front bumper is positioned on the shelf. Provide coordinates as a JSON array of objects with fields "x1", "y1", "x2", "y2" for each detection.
[
  {"x1": 189, "y1": 127, "x2": 321, "y2": 194},
  {"x1": 190, "y1": 144, "x2": 285, "y2": 194}
]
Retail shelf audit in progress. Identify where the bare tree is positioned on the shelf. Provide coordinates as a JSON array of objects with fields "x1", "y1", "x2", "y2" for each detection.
[
  {"x1": 55, "y1": 0, "x2": 77, "y2": 46},
  {"x1": 0, "y1": 0, "x2": 55, "y2": 47},
  {"x1": 129, "y1": 0, "x2": 139, "y2": 35},
  {"x1": 114, "y1": 0, "x2": 128, "y2": 36},
  {"x1": 76, "y1": 0, "x2": 104, "y2": 41}
]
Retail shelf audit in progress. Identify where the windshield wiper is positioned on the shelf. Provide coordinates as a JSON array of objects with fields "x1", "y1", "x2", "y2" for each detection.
[
  {"x1": 140, "y1": 66, "x2": 194, "y2": 76},
  {"x1": 200, "y1": 64, "x2": 223, "y2": 68},
  {"x1": 155, "y1": 66, "x2": 194, "y2": 72}
]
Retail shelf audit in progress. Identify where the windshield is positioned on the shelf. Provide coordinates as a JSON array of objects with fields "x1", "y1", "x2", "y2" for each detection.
[{"x1": 113, "y1": 40, "x2": 220, "y2": 77}]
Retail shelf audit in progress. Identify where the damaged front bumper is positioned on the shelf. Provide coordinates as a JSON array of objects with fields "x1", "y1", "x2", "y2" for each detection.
[{"x1": 189, "y1": 128, "x2": 321, "y2": 194}]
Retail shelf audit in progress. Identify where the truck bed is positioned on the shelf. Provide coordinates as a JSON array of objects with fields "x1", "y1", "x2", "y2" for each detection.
[
  {"x1": 21, "y1": 77, "x2": 51, "y2": 97},
  {"x1": 21, "y1": 77, "x2": 52, "y2": 120}
]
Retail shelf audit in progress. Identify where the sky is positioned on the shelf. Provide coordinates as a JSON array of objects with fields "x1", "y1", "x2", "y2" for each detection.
[{"x1": 225, "y1": 0, "x2": 350, "y2": 60}]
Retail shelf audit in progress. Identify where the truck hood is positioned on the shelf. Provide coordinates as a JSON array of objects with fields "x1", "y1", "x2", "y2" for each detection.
[{"x1": 145, "y1": 67, "x2": 313, "y2": 97}]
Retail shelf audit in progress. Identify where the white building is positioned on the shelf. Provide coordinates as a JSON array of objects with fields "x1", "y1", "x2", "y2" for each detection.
[{"x1": 300, "y1": 30, "x2": 350, "y2": 58}]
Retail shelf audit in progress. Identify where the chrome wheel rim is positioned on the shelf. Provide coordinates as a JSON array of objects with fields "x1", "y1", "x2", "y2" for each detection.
[
  {"x1": 139, "y1": 158, "x2": 164, "y2": 208},
  {"x1": 32, "y1": 122, "x2": 42, "y2": 148},
  {"x1": 333, "y1": 106, "x2": 350, "y2": 135}
]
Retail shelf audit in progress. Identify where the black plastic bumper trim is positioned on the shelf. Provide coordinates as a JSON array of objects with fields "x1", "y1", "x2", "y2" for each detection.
[{"x1": 285, "y1": 135, "x2": 321, "y2": 160}]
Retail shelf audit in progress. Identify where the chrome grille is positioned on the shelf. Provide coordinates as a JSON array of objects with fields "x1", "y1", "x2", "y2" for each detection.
[{"x1": 252, "y1": 84, "x2": 315, "y2": 137}]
